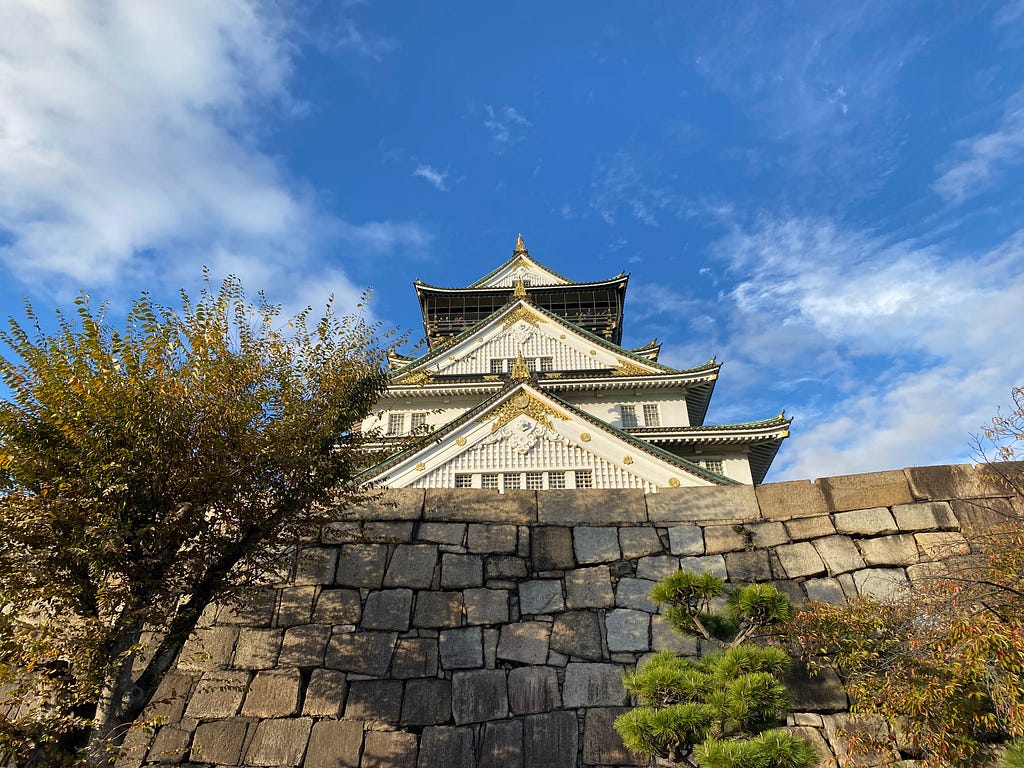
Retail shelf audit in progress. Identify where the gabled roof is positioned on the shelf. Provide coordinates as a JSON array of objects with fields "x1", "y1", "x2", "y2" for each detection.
[
  {"x1": 362, "y1": 380, "x2": 736, "y2": 488},
  {"x1": 631, "y1": 339, "x2": 661, "y2": 362},
  {"x1": 467, "y1": 235, "x2": 574, "y2": 287}
]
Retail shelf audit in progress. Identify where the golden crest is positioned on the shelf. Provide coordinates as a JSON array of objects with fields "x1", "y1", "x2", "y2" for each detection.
[
  {"x1": 668, "y1": 477, "x2": 680, "y2": 487},
  {"x1": 396, "y1": 371, "x2": 432, "y2": 385},
  {"x1": 415, "y1": 462, "x2": 425, "y2": 471},
  {"x1": 478, "y1": 390, "x2": 566, "y2": 433},
  {"x1": 623, "y1": 456, "x2": 633, "y2": 465},
  {"x1": 612, "y1": 359, "x2": 652, "y2": 377},
  {"x1": 579, "y1": 432, "x2": 591, "y2": 442},
  {"x1": 456, "y1": 437, "x2": 467, "y2": 446},
  {"x1": 502, "y1": 305, "x2": 544, "y2": 329}
]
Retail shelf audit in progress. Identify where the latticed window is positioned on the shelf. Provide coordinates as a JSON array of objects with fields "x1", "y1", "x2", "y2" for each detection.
[
  {"x1": 525, "y1": 472, "x2": 544, "y2": 490},
  {"x1": 703, "y1": 459, "x2": 724, "y2": 474},
  {"x1": 574, "y1": 470, "x2": 593, "y2": 488},
  {"x1": 481, "y1": 473, "x2": 499, "y2": 489},
  {"x1": 540, "y1": 357, "x2": 554, "y2": 372},
  {"x1": 620, "y1": 404, "x2": 638, "y2": 428},
  {"x1": 411, "y1": 412, "x2": 427, "y2": 430},
  {"x1": 490, "y1": 359, "x2": 505, "y2": 374},
  {"x1": 454, "y1": 474, "x2": 473, "y2": 488},
  {"x1": 387, "y1": 413, "x2": 405, "y2": 436},
  {"x1": 643, "y1": 404, "x2": 661, "y2": 427},
  {"x1": 503, "y1": 473, "x2": 521, "y2": 489},
  {"x1": 548, "y1": 471, "x2": 566, "y2": 489}
]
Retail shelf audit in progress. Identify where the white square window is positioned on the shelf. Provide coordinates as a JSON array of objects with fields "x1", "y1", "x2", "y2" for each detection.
[
  {"x1": 411, "y1": 412, "x2": 427, "y2": 430},
  {"x1": 525, "y1": 472, "x2": 544, "y2": 490},
  {"x1": 386, "y1": 413, "x2": 405, "y2": 436},
  {"x1": 454, "y1": 473, "x2": 473, "y2": 488},
  {"x1": 490, "y1": 359, "x2": 505, "y2": 374},
  {"x1": 540, "y1": 357, "x2": 553, "y2": 372},
  {"x1": 503, "y1": 473, "x2": 521, "y2": 489},
  {"x1": 547, "y1": 471, "x2": 566, "y2": 489},
  {"x1": 481, "y1": 473, "x2": 499, "y2": 489},
  {"x1": 703, "y1": 459, "x2": 724, "y2": 474},
  {"x1": 620, "y1": 404, "x2": 638, "y2": 428},
  {"x1": 643, "y1": 404, "x2": 661, "y2": 427},
  {"x1": 574, "y1": 470, "x2": 593, "y2": 488}
]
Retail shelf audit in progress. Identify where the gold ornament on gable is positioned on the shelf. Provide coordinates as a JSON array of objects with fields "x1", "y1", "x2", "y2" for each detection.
[{"x1": 478, "y1": 390, "x2": 566, "y2": 433}]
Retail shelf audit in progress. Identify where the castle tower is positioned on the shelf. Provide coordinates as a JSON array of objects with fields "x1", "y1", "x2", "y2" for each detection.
[{"x1": 363, "y1": 236, "x2": 790, "y2": 490}]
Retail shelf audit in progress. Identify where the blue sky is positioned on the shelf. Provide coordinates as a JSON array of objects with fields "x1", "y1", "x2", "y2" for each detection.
[{"x1": 1, "y1": 1, "x2": 1023, "y2": 481}]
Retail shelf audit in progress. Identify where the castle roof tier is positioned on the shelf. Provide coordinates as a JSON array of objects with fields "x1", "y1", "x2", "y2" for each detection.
[{"x1": 364, "y1": 235, "x2": 791, "y2": 489}]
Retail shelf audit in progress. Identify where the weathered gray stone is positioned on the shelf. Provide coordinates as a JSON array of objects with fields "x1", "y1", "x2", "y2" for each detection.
[
  {"x1": 519, "y1": 579, "x2": 564, "y2": 614},
  {"x1": 647, "y1": 485, "x2": 760, "y2": 522},
  {"x1": 183, "y1": 670, "x2": 249, "y2": 718},
  {"x1": 245, "y1": 717, "x2": 312, "y2": 767},
  {"x1": 787, "y1": 658, "x2": 848, "y2": 712},
  {"x1": 354, "y1": 520, "x2": 416, "y2": 542},
  {"x1": 417, "y1": 727, "x2": 475, "y2": 768},
  {"x1": 345, "y1": 679, "x2": 403, "y2": 722},
  {"x1": 276, "y1": 585, "x2": 317, "y2": 627},
  {"x1": 312, "y1": 587, "x2": 362, "y2": 624},
  {"x1": 819, "y1": 470, "x2": 914, "y2": 512},
  {"x1": 425, "y1": 488, "x2": 536, "y2": 523},
  {"x1": 812, "y1": 535, "x2": 866, "y2": 575},
  {"x1": 325, "y1": 630, "x2": 396, "y2": 676},
  {"x1": 550, "y1": 611, "x2": 604, "y2": 660},
  {"x1": 905, "y1": 463, "x2": 1012, "y2": 502},
  {"x1": 485, "y1": 555, "x2": 528, "y2": 579},
  {"x1": 573, "y1": 526, "x2": 621, "y2": 563},
  {"x1": 532, "y1": 526, "x2": 575, "y2": 570},
  {"x1": 384, "y1": 544, "x2": 438, "y2": 588},
  {"x1": 497, "y1": 621, "x2": 551, "y2": 664},
  {"x1": 565, "y1": 565, "x2": 614, "y2": 608},
  {"x1": 302, "y1": 668, "x2": 347, "y2": 716},
  {"x1": 746, "y1": 520, "x2": 789, "y2": 548},
  {"x1": 668, "y1": 525, "x2": 704, "y2": 555},
  {"x1": 441, "y1": 553, "x2": 483, "y2": 588},
  {"x1": 892, "y1": 500, "x2": 958, "y2": 531},
  {"x1": 823, "y1": 713, "x2": 899, "y2": 766},
  {"x1": 724, "y1": 550, "x2": 772, "y2": 582},
  {"x1": 678, "y1": 554, "x2": 728, "y2": 579},
  {"x1": 334, "y1": 544, "x2": 388, "y2": 588},
  {"x1": 483, "y1": 626, "x2": 499, "y2": 668},
  {"x1": 479, "y1": 720, "x2": 523, "y2": 768},
  {"x1": 392, "y1": 637, "x2": 439, "y2": 678},
  {"x1": 440, "y1": 626, "x2": 484, "y2": 669},
  {"x1": 774, "y1": 542, "x2": 826, "y2": 578},
  {"x1": 292, "y1": 547, "x2": 338, "y2": 585},
  {"x1": 584, "y1": 708, "x2": 645, "y2": 766},
  {"x1": 524, "y1": 711, "x2": 578, "y2": 768},
  {"x1": 636, "y1": 554, "x2": 680, "y2": 581},
  {"x1": 563, "y1": 663, "x2": 628, "y2": 707},
  {"x1": 907, "y1": 560, "x2": 947, "y2": 585},
  {"x1": 615, "y1": 578, "x2": 657, "y2": 612},
  {"x1": 452, "y1": 669, "x2": 509, "y2": 724},
  {"x1": 464, "y1": 587, "x2": 509, "y2": 624},
  {"x1": 858, "y1": 534, "x2": 920, "y2": 566},
  {"x1": 413, "y1": 590, "x2": 464, "y2": 627},
  {"x1": 468, "y1": 523, "x2": 518, "y2": 553},
  {"x1": 305, "y1": 720, "x2": 363, "y2": 768},
  {"x1": 343, "y1": 486, "x2": 425, "y2": 520},
  {"x1": 508, "y1": 666, "x2": 561, "y2": 714},
  {"x1": 418, "y1": 522, "x2": 467, "y2": 545},
  {"x1": 915, "y1": 531, "x2": 969, "y2": 557},
  {"x1": 232, "y1": 628, "x2": 281, "y2": 670},
  {"x1": 147, "y1": 725, "x2": 190, "y2": 763},
  {"x1": 190, "y1": 720, "x2": 249, "y2": 765},
  {"x1": 802, "y1": 577, "x2": 846, "y2": 604},
  {"x1": 952, "y1": 496, "x2": 1021, "y2": 533},
  {"x1": 853, "y1": 568, "x2": 910, "y2": 599},
  {"x1": 363, "y1": 730, "x2": 419, "y2": 768},
  {"x1": 619, "y1": 526, "x2": 663, "y2": 558},
  {"x1": 704, "y1": 523, "x2": 750, "y2": 553},
  {"x1": 361, "y1": 588, "x2": 414, "y2": 631},
  {"x1": 214, "y1": 589, "x2": 276, "y2": 626},
  {"x1": 279, "y1": 623, "x2": 331, "y2": 667},
  {"x1": 651, "y1": 615, "x2": 699, "y2": 655},
  {"x1": 240, "y1": 669, "x2": 301, "y2": 717},
  {"x1": 144, "y1": 672, "x2": 194, "y2": 724},
  {"x1": 756, "y1": 479, "x2": 830, "y2": 519},
  {"x1": 177, "y1": 626, "x2": 238, "y2": 672},
  {"x1": 606, "y1": 609, "x2": 650, "y2": 652},
  {"x1": 784, "y1": 514, "x2": 836, "y2": 540},
  {"x1": 402, "y1": 678, "x2": 452, "y2": 725},
  {"x1": 538, "y1": 488, "x2": 646, "y2": 524}
]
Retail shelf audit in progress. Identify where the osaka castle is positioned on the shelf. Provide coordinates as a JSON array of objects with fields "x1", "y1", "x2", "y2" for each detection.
[{"x1": 361, "y1": 236, "x2": 790, "y2": 491}]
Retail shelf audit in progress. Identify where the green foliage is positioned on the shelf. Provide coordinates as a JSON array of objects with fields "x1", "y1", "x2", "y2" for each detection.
[
  {"x1": 1003, "y1": 739, "x2": 1024, "y2": 768},
  {"x1": 615, "y1": 571, "x2": 817, "y2": 768},
  {"x1": 0, "y1": 274, "x2": 390, "y2": 764}
]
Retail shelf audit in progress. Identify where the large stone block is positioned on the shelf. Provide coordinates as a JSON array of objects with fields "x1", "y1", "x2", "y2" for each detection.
[
  {"x1": 497, "y1": 621, "x2": 551, "y2": 664},
  {"x1": 524, "y1": 711, "x2": 578, "y2": 768},
  {"x1": 852, "y1": 568, "x2": 910, "y2": 600},
  {"x1": 703, "y1": 523, "x2": 750, "y2": 554},
  {"x1": 651, "y1": 615, "x2": 699, "y2": 655},
  {"x1": 177, "y1": 626, "x2": 238, "y2": 672},
  {"x1": 276, "y1": 585, "x2": 317, "y2": 627},
  {"x1": 668, "y1": 525, "x2": 705, "y2": 555},
  {"x1": 904, "y1": 463, "x2": 1016, "y2": 501},
  {"x1": 606, "y1": 609, "x2": 650, "y2": 652},
  {"x1": 619, "y1": 526, "x2": 663, "y2": 559},
  {"x1": 636, "y1": 554, "x2": 681, "y2": 581},
  {"x1": 857, "y1": 534, "x2": 920, "y2": 566},
  {"x1": 279, "y1": 624, "x2": 331, "y2": 667},
  {"x1": 562, "y1": 663, "x2": 628, "y2": 707},
  {"x1": 183, "y1": 670, "x2": 249, "y2": 719},
  {"x1": 573, "y1": 526, "x2": 621, "y2": 563},
  {"x1": 345, "y1": 679, "x2": 404, "y2": 722},
  {"x1": 784, "y1": 514, "x2": 836, "y2": 541},
  {"x1": 363, "y1": 730, "x2": 419, "y2": 768},
  {"x1": 802, "y1": 577, "x2": 846, "y2": 605},
  {"x1": 341, "y1": 487, "x2": 424, "y2": 520},
  {"x1": 724, "y1": 550, "x2": 772, "y2": 582},
  {"x1": 413, "y1": 590, "x2": 464, "y2": 628},
  {"x1": 392, "y1": 637, "x2": 439, "y2": 678},
  {"x1": 468, "y1": 523, "x2": 518, "y2": 553},
  {"x1": 615, "y1": 578, "x2": 657, "y2": 612},
  {"x1": 334, "y1": 544, "x2": 388, "y2": 588},
  {"x1": 362, "y1": 588, "x2": 414, "y2": 631},
  {"x1": 756, "y1": 479, "x2": 829, "y2": 519},
  {"x1": 147, "y1": 725, "x2": 190, "y2": 763},
  {"x1": 440, "y1": 626, "x2": 484, "y2": 669},
  {"x1": 302, "y1": 668, "x2": 348, "y2": 717},
  {"x1": 465, "y1": 587, "x2": 510, "y2": 624},
  {"x1": 550, "y1": 611, "x2": 605, "y2": 660},
  {"x1": 418, "y1": 522, "x2": 466, "y2": 545},
  {"x1": 915, "y1": 531, "x2": 970, "y2": 557},
  {"x1": 951, "y1": 496, "x2": 1022, "y2": 533},
  {"x1": 584, "y1": 707, "x2": 645, "y2": 766},
  {"x1": 532, "y1": 526, "x2": 575, "y2": 570},
  {"x1": 384, "y1": 544, "x2": 438, "y2": 589},
  {"x1": 538, "y1": 489, "x2": 647, "y2": 525},
  {"x1": 811, "y1": 535, "x2": 866, "y2": 576},
  {"x1": 787, "y1": 658, "x2": 848, "y2": 712},
  {"x1": 565, "y1": 565, "x2": 614, "y2": 608},
  {"x1": 451, "y1": 669, "x2": 509, "y2": 724},
  {"x1": 834, "y1": 507, "x2": 898, "y2": 536},
  {"x1": 819, "y1": 470, "x2": 913, "y2": 512},
  {"x1": 231, "y1": 628, "x2": 282, "y2": 670},
  {"x1": 190, "y1": 720, "x2": 249, "y2": 765},
  {"x1": 325, "y1": 630, "x2": 396, "y2": 676},
  {"x1": 305, "y1": 720, "x2": 363, "y2": 768},
  {"x1": 313, "y1": 588, "x2": 362, "y2": 624},
  {"x1": 647, "y1": 485, "x2": 759, "y2": 523},
  {"x1": 773, "y1": 541, "x2": 827, "y2": 579},
  {"x1": 485, "y1": 554, "x2": 528, "y2": 579},
  {"x1": 508, "y1": 666, "x2": 561, "y2": 714},
  {"x1": 402, "y1": 678, "x2": 453, "y2": 725},
  {"x1": 417, "y1": 727, "x2": 475, "y2": 768},
  {"x1": 245, "y1": 717, "x2": 313, "y2": 767},
  {"x1": 677, "y1": 554, "x2": 728, "y2": 579},
  {"x1": 240, "y1": 669, "x2": 301, "y2": 717},
  {"x1": 519, "y1": 579, "x2": 564, "y2": 615},
  {"x1": 892, "y1": 500, "x2": 958, "y2": 531},
  {"x1": 479, "y1": 720, "x2": 523, "y2": 768},
  {"x1": 292, "y1": 547, "x2": 338, "y2": 586},
  {"x1": 441, "y1": 553, "x2": 484, "y2": 588},
  {"x1": 144, "y1": 672, "x2": 194, "y2": 724},
  {"x1": 425, "y1": 488, "x2": 536, "y2": 523}
]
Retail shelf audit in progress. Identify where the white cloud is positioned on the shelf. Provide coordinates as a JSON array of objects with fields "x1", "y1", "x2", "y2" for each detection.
[
  {"x1": 413, "y1": 164, "x2": 449, "y2": 191},
  {"x1": 483, "y1": 105, "x2": 530, "y2": 149},
  {"x1": 933, "y1": 90, "x2": 1024, "y2": 204},
  {"x1": 0, "y1": 0, "x2": 423, "y2": 316},
  {"x1": 331, "y1": 18, "x2": 397, "y2": 61},
  {"x1": 588, "y1": 149, "x2": 679, "y2": 226}
]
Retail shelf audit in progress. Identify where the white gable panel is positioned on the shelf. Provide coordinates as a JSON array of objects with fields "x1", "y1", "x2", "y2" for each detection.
[{"x1": 475, "y1": 258, "x2": 570, "y2": 288}]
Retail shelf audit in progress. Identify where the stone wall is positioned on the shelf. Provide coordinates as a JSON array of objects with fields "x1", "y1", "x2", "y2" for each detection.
[{"x1": 124, "y1": 464, "x2": 1022, "y2": 768}]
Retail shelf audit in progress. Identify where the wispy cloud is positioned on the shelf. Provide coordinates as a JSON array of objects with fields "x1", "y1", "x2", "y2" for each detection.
[
  {"x1": 483, "y1": 105, "x2": 531, "y2": 150},
  {"x1": 413, "y1": 164, "x2": 449, "y2": 191},
  {"x1": 933, "y1": 89, "x2": 1024, "y2": 204},
  {"x1": 331, "y1": 17, "x2": 397, "y2": 61},
  {"x1": 589, "y1": 149, "x2": 680, "y2": 226}
]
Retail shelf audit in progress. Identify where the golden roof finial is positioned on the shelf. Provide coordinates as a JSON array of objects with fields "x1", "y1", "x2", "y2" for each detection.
[
  {"x1": 514, "y1": 233, "x2": 528, "y2": 254},
  {"x1": 510, "y1": 353, "x2": 531, "y2": 380},
  {"x1": 513, "y1": 279, "x2": 527, "y2": 298}
]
